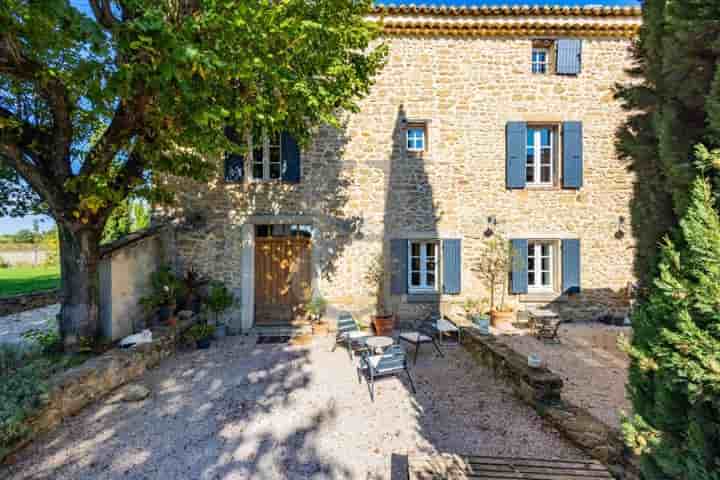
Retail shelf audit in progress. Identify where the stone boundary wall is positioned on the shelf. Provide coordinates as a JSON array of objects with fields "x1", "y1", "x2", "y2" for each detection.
[
  {"x1": 0, "y1": 317, "x2": 193, "y2": 465},
  {"x1": 461, "y1": 327, "x2": 638, "y2": 480},
  {"x1": 0, "y1": 290, "x2": 61, "y2": 317}
]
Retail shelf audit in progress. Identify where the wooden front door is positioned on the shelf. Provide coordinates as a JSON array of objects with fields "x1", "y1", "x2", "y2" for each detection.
[{"x1": 254, "y1": 237, "x2": 312, "y2": 326}]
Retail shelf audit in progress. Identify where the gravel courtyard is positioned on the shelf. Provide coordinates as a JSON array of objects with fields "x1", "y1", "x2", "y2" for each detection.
[{"x1": 3, "y1": 335, "x2": 585, "y2": 480}]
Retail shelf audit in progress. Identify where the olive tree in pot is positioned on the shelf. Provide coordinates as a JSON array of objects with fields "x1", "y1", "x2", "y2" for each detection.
[
  {"x1": 472, "y1": 234, "x2": 522, "y2": 328},
  {"x1": 364, "y1": 252, "x2": 397, "y2": 336},
  {"x1": 206, "y1": 281, "x2": 235, "y2": 338}
]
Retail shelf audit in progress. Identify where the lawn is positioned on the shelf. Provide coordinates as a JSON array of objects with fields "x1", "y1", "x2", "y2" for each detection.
[{"x1": 0, "y1": 265, "x2": 61, "y2": 297}]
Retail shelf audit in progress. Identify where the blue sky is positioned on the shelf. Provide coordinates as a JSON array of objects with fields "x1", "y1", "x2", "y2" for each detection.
[{"x1": 375, "y1": 1, "x2": 641, "y2": 5}]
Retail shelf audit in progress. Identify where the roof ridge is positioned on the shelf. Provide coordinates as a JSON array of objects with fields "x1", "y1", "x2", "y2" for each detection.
[{"x1": 372, "y1": 4, "x2": 642, "y2": 17}]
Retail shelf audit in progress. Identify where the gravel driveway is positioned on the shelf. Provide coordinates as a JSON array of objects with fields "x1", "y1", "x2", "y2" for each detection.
[{"x1": 4, "y1": 335, "x2": 585, "y2": 479}]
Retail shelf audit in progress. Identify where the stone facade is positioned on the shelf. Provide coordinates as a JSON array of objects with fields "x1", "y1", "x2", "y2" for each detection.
[{"x1": 163, "y1": 10, "x2": 641, "y2": 330}]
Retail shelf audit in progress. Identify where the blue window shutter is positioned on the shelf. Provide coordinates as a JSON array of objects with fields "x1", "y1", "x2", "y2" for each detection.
[
  {"x1": 562, "y1": 121, "x2": 583, "y2": 189},
  {"x1": 442, "y1": 239, "x2": 462, "y2": 294},
  {"x1": 556, "y1": 39, "x2": 582, "y2": 75},
  {"x1": 390, "y1": 239, "x2": 408, "y2": 295},
  {"x1": 281, "y1": 132, "x2": 301, "y2": 183},
  {"x1": 562, "y1": 239, "x2": 581, "y2": 294},
  {"x1": 510, "y1": 239, "x2": 529, "y2": 294},
  {"x1": 224, "y1": 153, "x2": 244, "y2": 182},
  {"x1": 506, "y1": 121, "x2": 527, "y2": 189}
]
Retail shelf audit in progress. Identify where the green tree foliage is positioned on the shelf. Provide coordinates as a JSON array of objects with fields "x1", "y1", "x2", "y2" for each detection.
[
  {"x1": 615, "y1": 0, "x2": 720, "y2": 280},
  {"x1": 0, "y1": 0, "x2": 385, "y2": 347},
  {"x1": 101, "y1": 199, "x2": 131, "y2": 244},
  {"x1": 624, "y1": 171, "x2": 720, "y2": 479}
]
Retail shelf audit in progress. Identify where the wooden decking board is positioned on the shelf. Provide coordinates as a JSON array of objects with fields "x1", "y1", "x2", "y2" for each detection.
[{"x1": 408, "y1": 454, "x2": 613, "y2": 480}]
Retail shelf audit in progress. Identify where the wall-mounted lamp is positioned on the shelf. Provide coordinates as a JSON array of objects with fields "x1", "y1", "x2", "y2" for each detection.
[
  {"x1": 484, "y1": 216, "x2": 497, "y2": 238},
  {"x1": 615, "y1": 216, "x2": 626, "y2": 240}
]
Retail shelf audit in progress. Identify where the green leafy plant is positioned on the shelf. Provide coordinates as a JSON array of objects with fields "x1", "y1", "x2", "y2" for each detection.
[
  {"x1": 462, "y1": 298, "x2": 488, "y2": 316},
  {"x1": 183, "y1": 323, "x2": 216, "y2": 343},
  {"x1": 363, "y1": 252, "x2": 399, "y2": 316},
  {"x1": 139, "y1": 266, "x2": 185, "y2": 311},
  {"x1": 305, "y1": 296, "x2": 328, "y2": 323},
  {"x1": 21, "y1": 327, "x2": 62, "y2": 355},
  {"x1": 205, "y1": 281, "x2": 234, "y2": 324}
]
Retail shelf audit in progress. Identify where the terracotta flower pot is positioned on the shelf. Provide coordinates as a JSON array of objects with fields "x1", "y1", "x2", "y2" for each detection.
[
  {"x1": 491, "y1": 310, "x2": 515, "y2": 328},
  {"x1": 373, "y1": 314, "x2": 395, "y2": 336}
]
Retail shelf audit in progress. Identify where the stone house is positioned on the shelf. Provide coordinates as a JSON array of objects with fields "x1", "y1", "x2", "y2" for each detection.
[{"x1": 163, "y1": 4, "x2": 643, "y2": 333}]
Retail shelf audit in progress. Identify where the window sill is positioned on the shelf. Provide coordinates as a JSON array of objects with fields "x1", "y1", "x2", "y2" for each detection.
[
  {"x1": 525, "y1": 184, "x2": 559, "y2": 191},
  {"x1": 407, "y1": 293, "x2": 441, "y2": 303},
  {"x1": 519, "y1": 292, "x2": 568, "y2": 303}
]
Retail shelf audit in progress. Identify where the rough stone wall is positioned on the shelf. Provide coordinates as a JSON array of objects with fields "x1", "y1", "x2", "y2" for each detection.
[
  {"x1": 163, "y1": 34, "x2": 638, "y2": 325},
  {"x1": 0, "y1": 290, "x2": 60, "y2": 317}
]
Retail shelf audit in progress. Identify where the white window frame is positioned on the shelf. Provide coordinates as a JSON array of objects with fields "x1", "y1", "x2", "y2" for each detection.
[
  {"x1": 526, "y1": 126, "x2": 555, "y2": 186},
  {"x1": 251, "y1": 131, "x2": 283, "y2": 181},
  {"x1": 531, "y1": 48, "x2": 549, "y2": 74},
  {"x1": 528, "y1": 241, "x2": 554, "y2": 292},
  {"x1": 406, "y1": 127, "x2": 426, "y2": 152},
  {"x1": 408, "y1": 240, "x2": 440, "y2": 293}
]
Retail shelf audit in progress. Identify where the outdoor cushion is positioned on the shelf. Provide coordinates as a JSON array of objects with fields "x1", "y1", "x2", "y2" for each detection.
[
  {"x1": 399, "y1": 332, "x2": 432, "y2": 343},
  {"x1": 436, "y1": 318, "x2": 458, "y2": 332}
]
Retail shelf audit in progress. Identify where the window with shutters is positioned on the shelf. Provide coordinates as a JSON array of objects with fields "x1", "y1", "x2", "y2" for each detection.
[
  {"x1": 526, "y1": 126, "x2": 557, "y2": 186},
  {"x1": 251, "y1": 132, "x2": 282, "y2": 181},
  {"x1": 407, "y1": 127, "x2": 426, "y2": 152},
  {"x1": 527, "y1": 241, "x2": 556, "y2": 291},
  {"x1": 408, "y1": 240, "x2": 440, "y2": 293}
]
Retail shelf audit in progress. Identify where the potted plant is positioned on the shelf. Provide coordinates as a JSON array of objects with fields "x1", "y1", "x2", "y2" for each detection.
[
  {"x1": 305, "y1": 296, "x2": 329, "y2": 336},
  {"x1": 184, "y1": 323, "x2": 216, "y2": 349},
  {"x1": 139, "y1": 265, "x2": 185, "y2": 326},
  {"x1": 206, "y1": 281, "x2": 234, "y2": 338},
  {"x1": 463, "y1": 298, "x2": 490, "y2": 328},
  {"x1": 180, "y1": 265, "x2": 208, "y2": 314},
  {"x1": 472, "y1": 234, "x2": 522, "y2": 328},
  {"x1": 363, "y1": 252, "x2": 397, "y2": 336}
]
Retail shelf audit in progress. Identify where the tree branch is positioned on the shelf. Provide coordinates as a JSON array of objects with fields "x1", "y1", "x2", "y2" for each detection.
[
  {"x1": 0, "y1": 34, "x2": 73, "y2": 178},
  {"x1": 88, "y1": 0, "x2": 119, "y2": 29}
]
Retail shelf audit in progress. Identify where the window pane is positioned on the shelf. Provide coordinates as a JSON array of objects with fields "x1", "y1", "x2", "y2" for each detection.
[
  {"x1": 426, "y1": 243, "x2": 436, "y2": 257},
  {"x1": 528, "y1": 271, "x2": 535, "y2": 285},
  {"x1": 427, "y1": 272, "x2": 435, "y2": 287},
  {"x1": 541, "y1": 271, "x2": 550, "y2": 286},
  {"x1": 269, "y1": 162, "x2": 281, "y2": 179},
  {"x1": 541, "y1": 256, "x2": 550, "y2": 271},
  {"x1": 527, "y1": 128, "x2": 534, "y2": 145},
  {"x1": 411, "y1": 272, "x2": 421, "y2": 286},
  {"x1": 411, "y1": 258, "x2": 421, "y2": 271},
  {"x1": 253, "y1": 162, "x2": 263, "y2": 179},
  {"x1": 541, "y1": 165, "x2": 551, "y2": 183},
  {"x1": 411, "y1": 243, "x2": 420, "y2": 256},
  {"x1": 541, "y1": 243, "x2": 551, "y2": 256},
  {"x1": 540, "y1": 129, "x2": 551, "y2": 147},
  {"x1": 527, "y1": 256, "x2": 535, "y2": 271},
  {"x1": 541, "y1": 147, "x2": 552, "y2": 165},
  {"x1": 426, "y1": 261, "x2": 436, "y2": 274}
]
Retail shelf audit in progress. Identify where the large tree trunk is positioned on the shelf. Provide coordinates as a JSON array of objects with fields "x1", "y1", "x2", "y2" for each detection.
[{"x1": 58, "y1": 223, "x2": 102, "y2": 349}]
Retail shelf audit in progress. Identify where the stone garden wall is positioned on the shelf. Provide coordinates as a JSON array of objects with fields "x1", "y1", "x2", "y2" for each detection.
[
  {"x1": 462, "y1": 327, "x2": 639, "y2": 479},
  {"x1": 161, "y1": 26, "x2": 641, "y2": 326},
  {"x1": 0, "y1": 317, "x2": 192, "y2": 465},
  {"x1": 0, "y1": 290, "x2": 60, "y2": 317}
]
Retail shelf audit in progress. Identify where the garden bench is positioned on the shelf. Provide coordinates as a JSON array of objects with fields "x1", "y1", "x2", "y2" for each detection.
[{"x1": 407, "y1": 454, "x2": 612, "y2": 480}]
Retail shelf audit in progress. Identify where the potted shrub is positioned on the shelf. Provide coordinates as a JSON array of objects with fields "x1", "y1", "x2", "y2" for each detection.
[
  {"x1": 472, "y1": 234, "x2": 522, "y2": 328},
  {"x1": 180, "y1": 265, "x2": 208, "y2": 314},
  {"x1": 363, "y1": 252, "x2": 397, "y2": 336},
  {"x1": 305, "y1": 296, "x2": 329, "y2": 336},
  {"x1": 206, "y1": 281, "x2": 234, "y2": 338},
  {"x1": 139, "y1": 265, "x2": 185, "y2": 326},
  {"x1": 463, "y1": 298, "x2": 490, "y2": 329},
  {"x1": 184, "y1": 323, "x2": 216, "y2": 349}
]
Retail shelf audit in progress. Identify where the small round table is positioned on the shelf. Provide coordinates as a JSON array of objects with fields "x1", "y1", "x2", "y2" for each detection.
[{"x1": 365, "y1": 336, "x2": 394, "y2": 353}]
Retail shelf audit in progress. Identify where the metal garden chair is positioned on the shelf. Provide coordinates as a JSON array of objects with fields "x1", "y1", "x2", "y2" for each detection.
[
  {"x1": 398, "y1": 313, "x2": 445, "y2": 364},
  {"x1": 358, "y1": 344, "x2": 416, "y2": 401},
  {"x1": 331, "y1": 311, "x2": 370, "y2": 360}
]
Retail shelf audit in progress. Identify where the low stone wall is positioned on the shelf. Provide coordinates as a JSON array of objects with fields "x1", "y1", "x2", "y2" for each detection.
[
  {"x1": 462, "y1": 327, "x2": 638, "y2": 479},
  {"x1": 0, "y1": 317, "x2": 193, "y2": 464},
  {"x1": 0, "y1": 290, "x2": 61, "y2": 317}
]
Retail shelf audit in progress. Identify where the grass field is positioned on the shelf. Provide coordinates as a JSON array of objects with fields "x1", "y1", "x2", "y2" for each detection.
[{"x1": 0, "y1": 265, "x2": 61, "y2": 297}]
